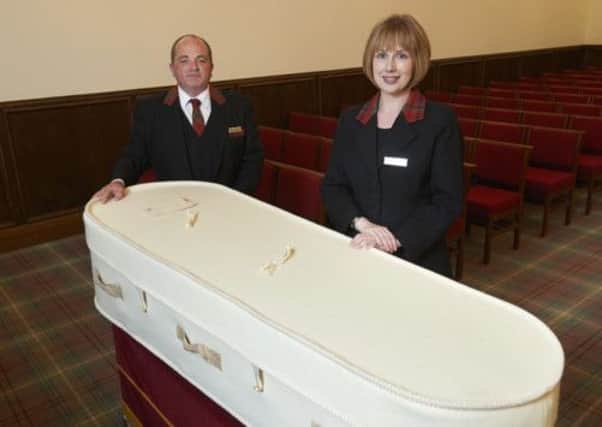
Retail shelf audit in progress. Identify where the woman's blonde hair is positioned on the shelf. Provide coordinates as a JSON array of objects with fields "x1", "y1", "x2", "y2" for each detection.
[{"x1": 362, "y1": 14, "x2": 431, "y2": 90}]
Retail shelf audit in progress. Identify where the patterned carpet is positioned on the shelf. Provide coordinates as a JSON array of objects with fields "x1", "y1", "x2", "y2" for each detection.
[{"x1": 0, "y1": 188, "x2": 600, "y2": 426}]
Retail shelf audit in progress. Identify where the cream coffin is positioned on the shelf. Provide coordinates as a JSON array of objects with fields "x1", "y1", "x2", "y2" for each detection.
[{"x1": 84, "y1": 182, "x2": 564, "y2": 427}]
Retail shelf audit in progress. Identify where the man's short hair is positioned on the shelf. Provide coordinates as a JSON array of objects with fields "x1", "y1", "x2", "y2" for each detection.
[
  {"x1": 362, "y1": 14, "x2": 431, "y2": 90},
  {"x1": 170, "y1": 34, "x2": 213, "y2": 64}
]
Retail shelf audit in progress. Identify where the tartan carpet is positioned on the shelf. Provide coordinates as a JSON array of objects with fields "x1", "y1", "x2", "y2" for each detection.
[{"x1": 0, "y1": 187, "x2": 600, "y2": 426}]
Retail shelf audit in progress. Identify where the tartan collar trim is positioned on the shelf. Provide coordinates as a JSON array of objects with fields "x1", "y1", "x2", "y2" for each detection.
[
  {"x1": 355, "y1": 90, "x2": 426, "y2": 125},
  {"x1": 163, "y1": 86, "x2": 225, "y2": 106}
]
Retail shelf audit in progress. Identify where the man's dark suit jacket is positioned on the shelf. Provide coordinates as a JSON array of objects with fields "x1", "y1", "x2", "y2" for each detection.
[
  {"x1": 112, "y1": 86, "x2": 263, "y2": 195},
  {"x1": 321, "y1": 91, "x2": 463, "y2": 276}
]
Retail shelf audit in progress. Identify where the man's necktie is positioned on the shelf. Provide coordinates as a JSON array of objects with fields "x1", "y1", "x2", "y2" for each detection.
[{"x1": 189, "y1": 99, "x2": 205, "y2": 137}]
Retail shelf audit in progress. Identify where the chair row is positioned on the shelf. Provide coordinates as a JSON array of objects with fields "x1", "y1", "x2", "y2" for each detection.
[
  {"x1": 427, "y1": 91, "x2": 602, "y2": 116},
  {"x1": 489, "y1": 81, "x2": 602, "y2": 95},
  {"x1": 259, "y1": 126, "x2": 333, "y2": 173},
  {"x1": 454, "y1": 87, "x2": 602, "y2": 104}
]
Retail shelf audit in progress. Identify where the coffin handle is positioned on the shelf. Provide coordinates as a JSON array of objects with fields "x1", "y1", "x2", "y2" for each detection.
[
  {"x1": 176, "y1": 324, "x2": 200, "y2": 353},
  {"x1": 94, "y1": 270, "x2": 123, "y2": 299},
  {"x1": 176, "y1": 325, "x2": 223, "y2": 371}
]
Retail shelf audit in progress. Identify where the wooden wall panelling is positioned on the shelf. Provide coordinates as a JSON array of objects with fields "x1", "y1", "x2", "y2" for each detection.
[
  {"x1": 6, "y1": 98, "x2": 130, "y2": 223},
  {"x1": 0, "y1": 109, "x2": 19, "y2": 229},
  {"x1": 483, "y1": 54, "x2": 522, "y2": 84},
  {"x1": 438, "y1": 59, "x2": 484, "y2": 91},
  {"x1": 237, "y1": 76, "x2": 317, "y2": 128},
  {"x1": 318, "y1": 70, "x2": 374, "y2": 117},
  {"x1": 584, "y1": 45, "x2": 602, "y2": 67}
]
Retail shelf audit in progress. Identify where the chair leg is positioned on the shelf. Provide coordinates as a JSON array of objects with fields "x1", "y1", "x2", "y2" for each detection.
[
  {"x1": 585, "y1": 177, "x2": 593, "y2": 215},
  {"x1": 513, "y1": 213, "x2": 521, "y2": 250},
  {"x1": 455, "y1": 237, "x2": 464, "y2": 281},
  {"x1": 565, "y1": 189, "x2": 573, "y2": 226},
  {"x1": 483, "y1": 223, "x2": 492, "y2": 265},
  {"x1": 541, "y1": 197, "x2": 550, "y2": 237}
]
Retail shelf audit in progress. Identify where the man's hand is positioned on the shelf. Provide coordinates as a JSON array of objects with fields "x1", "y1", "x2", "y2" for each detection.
[
  {"x1": 351, "y1": 217, "x2": 400, "y2": 253},
  {"x1": 92, "y1": 181, "x2": 126, "y2": 204}
]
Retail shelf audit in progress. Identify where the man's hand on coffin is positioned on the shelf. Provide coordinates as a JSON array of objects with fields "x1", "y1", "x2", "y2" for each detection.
[
  {"x1": 351, "y1": 217, "x2": 400, "y2": 253},
  {"x1": 92, "y1": 180, "x2": 126, "y2": 203}
]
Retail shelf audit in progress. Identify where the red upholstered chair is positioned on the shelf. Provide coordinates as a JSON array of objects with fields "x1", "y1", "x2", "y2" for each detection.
[
  {"x1": 554, "y1": 93, "x2": 591, "y2": 104},
  {"x1": 522, "y1": 100, "x2": 559, "y2": 113},
  {"x1": 451, "y1": 94, "x2": 484, "y2": 106},
  {"x1": 479, "y1": 121, "x2": 527, "y2": 144},
  {"x1": 319, "y1": 116, "x2": 338, "y2": 139},
  {"x1": 515, "y1": 82, "x2": 543, "y2": 91},
  {"x1": 273, "y1": 162, "x2": 325, "y2": 224},
  {"x1": 281, "y1": 132, "x2": 322, "y2": 170},
  {"x1": 569, "y1": 115, "x2": 602, "y2": 214},
  {"x1": 489, "y1": 81, "x2": 517, "y2": 89},
  {"x1": 488, "y1": 88, "x2": 517, "y2": 99},
  {"x1": 559, "y1": 103, "x2": 602, "y2": 117},
  {"x1": 255, "y1": 161, "x2": 278, "y2": 204},
  {"x1": 258, "y1": 126, "x2": 284, "y2": 161},
  {"x1": 485, "y1": 97, "x2": 522, "y2": 110},
  {"x1": 482, "y1": 108, "x2": 522, "y2": 124},
  {"x1": 288, "y1": 112, "x2": 321, "y2": 136},
  {"x1": 449, "y1": 103, "x2": 481, "y2": 119},
  {"x1": 517, "y1": 91, "x2": 553, "y2": 101},
  {"x1": 458, "y1": 86, "x2": 487, "y2": 96},
  {"x1": 424, "y1": 90, "x2": 451, "y2": 102},
  {"x1": 521, "y1": 111, "x2": 569, "y2": 129},
  {"x1": 524, "y1": 127, "x2": 582, "y2": 236},
  {"x1": 580, "y1": 87, "x2": 602, "y2": 96},
  {"x1": 138, "y1": 169, "x2": 157, "y2": 183},
  {"x1": 591, "y1": 96, "x2": 602, "y2": 105},
  {"x1": 318, "y1": 139, "x2": 333, "y2": 173},
  {"x1": 458, "y1": 118, "x2": 480, "y2": 139},
  {"x1": 446, "y1": 162, "x2": 476, "y2": 280},
  {"x1": 465, "y1": 139, "x2": 532, "y2": 264},
  {"x1": 547, "y1": 85, "x2": 577, "y2": 94}
]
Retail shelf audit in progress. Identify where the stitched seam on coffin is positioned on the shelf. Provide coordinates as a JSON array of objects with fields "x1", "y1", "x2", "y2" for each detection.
[{"x1": 85, "y1": 205, "x2": 560, "y2": 412}]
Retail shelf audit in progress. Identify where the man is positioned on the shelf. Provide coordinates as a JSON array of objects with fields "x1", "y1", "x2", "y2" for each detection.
[{"x1": 94, "y1": 34, "x2": 263, "y2": 202}]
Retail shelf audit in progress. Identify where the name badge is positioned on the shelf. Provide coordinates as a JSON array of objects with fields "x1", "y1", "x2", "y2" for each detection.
[
  {"x1": 228, "y1": 126, "x2": 244, "y2": 137},
  {"x1": 384, "y1": 156, "x2": 408, "y2": 167}
]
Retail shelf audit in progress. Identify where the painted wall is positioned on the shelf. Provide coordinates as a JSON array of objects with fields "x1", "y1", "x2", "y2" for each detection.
[
  {"x1": 0, "y1": 0, "x2": 591, "y2": 102},
  {"x1": 585, "y1": 0, "x2": 602, "y2": 43}
]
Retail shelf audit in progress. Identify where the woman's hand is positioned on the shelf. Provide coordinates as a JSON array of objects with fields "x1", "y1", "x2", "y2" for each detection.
[{"x1": 351, "y1": 217, "x2": 401, "y2": 253}]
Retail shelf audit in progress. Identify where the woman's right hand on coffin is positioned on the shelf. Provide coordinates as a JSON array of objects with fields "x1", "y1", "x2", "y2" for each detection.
[
  {"x1": 93, "y1": 180, "x2": 127, "y2": 203},
  {"x1": 351, "y1": 218, "x2": 400, "y2": 253}
]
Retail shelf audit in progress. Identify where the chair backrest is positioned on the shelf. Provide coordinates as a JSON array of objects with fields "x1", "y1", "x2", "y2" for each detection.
[
  {"x1": 521, "y1": 100, "x2": 559, "y2": 113},
  {"x1": 458, "y1": 118, "x2": 480, "y2": 138},
  {"x1": 559, "y1": 103, "x2": 602, "y2": 117},
  {"x1": 569, "y1": 115, "x2": 602, "y2": 154},
  {"x1": 526, "y1": 127, "x2": 582, "y2": 172},
  {"x1": 255, "y1": 161, "x2": 278, "y2": 203},
  {"x1": 521, "y1": 111, "x2": 569, "y2": 129},
  {"x1": 138, "y1": 169, "x2": 157, "y2": 183},
  {"x1": 452, "y1": 93, "x2": 483, "y2": 106},
  {"x1": 319, "y1": 116, "x2": 338, "y2": 139},
  {"x1": 482, "y1": 108, "x2": 522, "y2": 124},
  {"x1": 485, "y1": 97, "x2": 522, "y2": 110},
  {"x1": 281, "y1": 132, "x2": 322, "y2": 170},
  {"x1": 547, "y1": 85, "x2": 576, "y2": 94},
  {"x1": 273, "y1": 162, "x2": 324, "y2": 223},
  {"x1": 517, "y1": 91, "x2": 553, "y2": 101},
  {"x1": 471, "y1": 139, "x2": 532, "y2": 192},
  {"x1": 289, "y1": 112, "x2": 321, "y2": 136},
  {"x1": 553, "y1": 93, "x2": 590, "y2": 104},
  {"x1": 479, "y1": 121, "x2": 526, "y2": 144},
  {"x1": 488, "y1": 88, "x2": 517, "y2": 99},
  {"x1": 318, "y1": 139, "x2": 333, "y2": 173},
  {"x1": 258, "y1": 126, "x2": 285, "y2": 161},
  {"x1": 449, "y1": 103, "x2": 481, "y2": 119}
]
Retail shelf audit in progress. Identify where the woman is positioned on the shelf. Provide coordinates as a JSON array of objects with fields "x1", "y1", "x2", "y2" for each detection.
[{"x1": 321, "y1": 14, "x2": 463, "y2": 277}]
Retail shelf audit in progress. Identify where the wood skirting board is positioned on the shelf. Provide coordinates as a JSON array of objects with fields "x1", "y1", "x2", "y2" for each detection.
[{"x1": 0, "y1": 45, "x2": 597, "y2": 252}]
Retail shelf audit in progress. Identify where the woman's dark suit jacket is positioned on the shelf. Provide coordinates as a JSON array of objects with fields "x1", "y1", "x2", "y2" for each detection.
[
  {"x1": 112, "y1": 86, "x2": 263, "y2": 195},
  {"x1": 321, "y1": 91, "x2": 463, "y2": 276}
]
